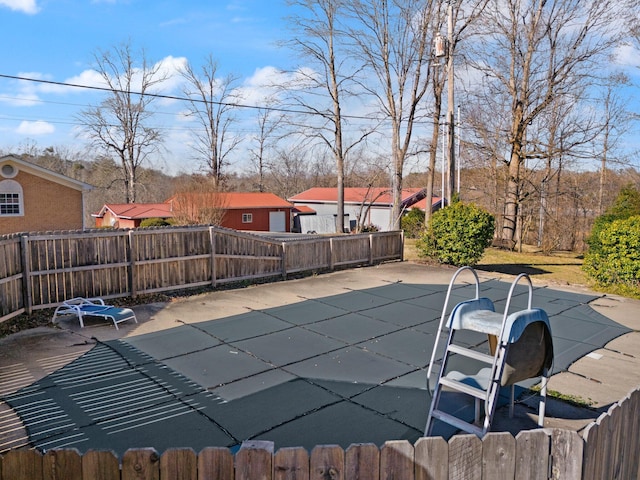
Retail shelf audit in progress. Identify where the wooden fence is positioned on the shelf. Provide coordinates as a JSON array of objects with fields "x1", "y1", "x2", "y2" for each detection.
[
  {"x1": 1, "y1": 387, "x2": 638, "y2": 479},
  {"x1": 0, "y1": 227, "x2": 404, "y2": 322}
]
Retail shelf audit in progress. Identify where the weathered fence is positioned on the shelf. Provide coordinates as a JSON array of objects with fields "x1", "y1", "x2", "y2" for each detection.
[
  {"x1": 0, "y1": 227, "x2": 404, "y2": 322},
  {"x1": 581, "y1": 387, "x2": 640, "y2": 480},
  {"x1": 1, "y1": 387, "x2": 638, "y2": 480}
]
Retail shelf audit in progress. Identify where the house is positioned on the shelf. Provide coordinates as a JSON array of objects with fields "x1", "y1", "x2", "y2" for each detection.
[
  {"x1": 94, "y1": 192, "x2": 296, "y2": 232},
  {"x1": 169, "y1": 192, "x2": 295, "y2": 232},
  {"x1": 93, "y1": 203, "x2": 173, "y2": 229},
  {"x1": 0, "y1": 155, "x2": 93, "y2": 235},
  {"x1": 288, "y1": 187, "x2": 442, "y2": 232}
]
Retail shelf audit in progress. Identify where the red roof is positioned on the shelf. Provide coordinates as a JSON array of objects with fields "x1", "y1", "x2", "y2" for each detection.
[
  {"x1": 166, "y1": 192, "x2": 293, "y2": 210},
  {"x1": 94, "y1": 203, "x2": 172, "y2": 219},
  {"x1": 289, "y1": 187, "x2": 439, "y2": 206},
  {"x1": 293, "y1": 205, "x2": 316, "y2": 214},
  {"x1": 409, "y1": 197, "x2": 443, "y2": 210},
  {"x1": 219, "y1": 192, "x2": 294, "y2": 209}
]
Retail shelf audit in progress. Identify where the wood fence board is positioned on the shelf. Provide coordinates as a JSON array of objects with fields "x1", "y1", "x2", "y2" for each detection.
[
  {"x1": 601, "y1": 404, "x2": 616, "y2": 479},
  {"x1": 414, "y1": 436, "x2": 447, "y2": 480},
  {"x1": 448, "y1": 434, "x2": 481, "y2": 480},
  {"x1": 1, "y1": 449, "x2": 43, "y2": 480},
  {"x1": 344, "y1": 444, "x2": 378, "y2": 480},
  {"x1": 515, "y1": 430, "x2": 549, "y2": 480},
  {"x1": 549, "y1": 430, "x2": 582, "y2": 480},
  {"x1": 614, "y1": 390, "x2": 640, "y2": 480},
  {"x1": 236, "y1": 444, "x2": 273, "y2": 480},
  {"x1": 482, "y1": 432, "x2": 515, "y2": 479},
  {"x1": 122, "y1": 448, "x2": 159, "y2": 480},
  {"x1": 274, "y1": 447, "x2": 309, "y2": 480},
  {"x1": 380, "y1": 440, "x2": 413, "y2": 480},
  {"x1": 616, "y1": 393, "x2": 633, "y2": 480},
  {"x1": 160, "y1": 449, "x2": 197, "y2": 480},
  {"x1": 585, "y1": 414, "x2": 606, "y2": 480},
  {"x1": 197, "y1": 447, "x2": 234, "y2": 480},
  {"x1": 81, "y1": 450, "x2": 120, "y2": 480},
  {"x1": 310, "y1": 445, "x2": 344, "y2": 480},
  {"x1": 627, "y1": 390, "x2": 640, "y2": 479},
  {"x1": 606, "y1": 402, "x2": 623, "y2": 480},
  {"x1": 43, "y1": 449, "x2": 82, "y2": 480}
]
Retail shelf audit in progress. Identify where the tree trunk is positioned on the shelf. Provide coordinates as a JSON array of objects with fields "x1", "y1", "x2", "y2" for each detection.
[
  {"x1": 425, "y1": 94, "x2": 443, "y2": 226},
  {"x1": 502, "y1": 150, "x2": 521, "y2": 245}
]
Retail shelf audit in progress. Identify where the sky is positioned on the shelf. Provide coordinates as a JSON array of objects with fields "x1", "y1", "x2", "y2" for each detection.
[
  {"x1": 1, "y1": 0, "x2": 639, "y2": 177},
  {"x1": 0, "y1": 0, "x2": 302, "y2": 174}
]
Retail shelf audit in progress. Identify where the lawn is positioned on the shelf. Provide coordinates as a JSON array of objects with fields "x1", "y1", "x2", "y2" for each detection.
[{"x1": 404, "y1": 239, "x2": 590, "y2": 287}]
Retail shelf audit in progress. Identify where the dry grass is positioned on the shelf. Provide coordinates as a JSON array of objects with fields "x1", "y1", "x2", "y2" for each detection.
[{"x1": 405, "y1": 238, "x2": 590, "y2": 287}]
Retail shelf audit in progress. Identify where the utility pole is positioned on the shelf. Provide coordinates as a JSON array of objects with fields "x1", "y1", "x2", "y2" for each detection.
[{"x1": 446, "y1": 0, "x2": 455, "y2": 206}]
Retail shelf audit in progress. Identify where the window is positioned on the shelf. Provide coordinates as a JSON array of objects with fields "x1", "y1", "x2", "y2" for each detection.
[
  {"x1": 0, "y1": 180, "x2": 23, "y2": 216},
  {"x1": 242, "y1": 213, "x2": 253, "y2": 223},
  {"x1": 1, "y1": 164, "x2": 17, "y2": 178},
  {"x1": 0, "y1": 193, "x2": 20, "y2": 214}
]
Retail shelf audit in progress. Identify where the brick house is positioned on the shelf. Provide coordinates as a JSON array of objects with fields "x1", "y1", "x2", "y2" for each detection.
[
  {"x1": 0, "y1": 155, "x2": 93, "y2": 235},
  {"x1": 94, "y1": 192, "x2": 296, "y2": 232}
]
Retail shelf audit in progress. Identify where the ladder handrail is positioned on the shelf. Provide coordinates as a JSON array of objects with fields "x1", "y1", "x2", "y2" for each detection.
[
  {"x1": 495, "y1": 272, "x2": 533, "y2": 345},
  {"x1": 426, "y1": 266, "x2": 481, "y2": 387},
  {"x1": 484, "y1": 272, "x2": 533, "y2": 418}
]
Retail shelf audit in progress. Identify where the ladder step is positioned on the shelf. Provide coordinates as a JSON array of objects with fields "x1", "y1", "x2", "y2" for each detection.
[
  {"x1": 431, "y1": 409, "x2": 484, "y2": 436},
  {"x1": 455, "y1": 309, "x2": 503, "y2": 336},
  {"x1": 447, "y1": 344, "x2": 495, "y2": 364},
  {"x1": 439, "y1": 377, "x2": 488, "y2": 399}
]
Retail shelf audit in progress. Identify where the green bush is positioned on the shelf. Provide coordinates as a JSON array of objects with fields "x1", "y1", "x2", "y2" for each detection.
[
  {"x1": 587, "y1": 184, "x2": 640, "y2": 255},
  {"x1": 583, "y1": 215, "x2": 640, "y2": 293},
  {"x1": 416, "y1": 201, "x2": 495, "y2": 266},
  {"x1": 401, "y1": 208, "x2": 425, "y2": 238},
  {"x1": 139, "y1": 217, "x2": 172, "y2": 227}
]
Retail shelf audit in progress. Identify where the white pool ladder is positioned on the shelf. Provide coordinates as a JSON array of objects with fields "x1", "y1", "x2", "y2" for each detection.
[{"x1": 425, "y1": 266, "x2": 553, "y2": 438}]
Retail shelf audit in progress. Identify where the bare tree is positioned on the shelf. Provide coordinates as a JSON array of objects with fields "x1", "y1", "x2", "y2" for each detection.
[
  {"x1": 425, "y1": 0, "x2": 488, "y2": 224},
  {"x1": 180, "y1": 55, "x2": 242, "y2": 187},
  {"x1": 78, "y1": 42, "x2": 167, "y2": 203},
  {"x1": 595, "y1": 73, "x2": 635, "y2": 214},
  {"x1": 285, "y1": 0, "x2": 373, "y2": 233},
  {"x1": 249, "y1": 103, "x2": 284, "y2": 192},
  {"x1": 168, "y1": 175, "x2": 229, "y2": 225},
  {"x1": 467, "y1": 0, "x2": 633, "y2": 246},
  {"x1": 267, "y1": 148, "x2": 315, "y2": 200},
  {"x1": 346, "y1": 0, "x2": 436, "y2": 230}
]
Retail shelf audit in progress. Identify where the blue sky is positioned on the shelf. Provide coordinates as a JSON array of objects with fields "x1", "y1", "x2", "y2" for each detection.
[
  {"x1": 0, "y1": 0, "x2": 299, "y2": 173},
  {"x1": 1, "y1": 0, "x2": 639, "y2": 176}
]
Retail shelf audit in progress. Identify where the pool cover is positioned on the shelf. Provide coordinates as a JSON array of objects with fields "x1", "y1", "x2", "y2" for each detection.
[{"x1": 3, "y1": 280, "x2": 630, "y2": 454}]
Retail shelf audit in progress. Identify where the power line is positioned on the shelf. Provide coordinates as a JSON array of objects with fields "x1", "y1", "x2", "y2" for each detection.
[{"x1": 0, "y1": 73, "x2": 386, "y2": 122}]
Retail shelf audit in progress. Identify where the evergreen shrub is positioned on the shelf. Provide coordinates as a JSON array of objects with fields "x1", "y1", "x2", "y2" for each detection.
[{"x1": 417, "y1": 201, "x2": 494, "y2": 266}]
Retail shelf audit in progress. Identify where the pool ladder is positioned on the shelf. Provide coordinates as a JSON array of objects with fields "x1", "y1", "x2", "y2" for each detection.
[{"x1": 425, "y1": 266, "x2": 553, "y2": 437}]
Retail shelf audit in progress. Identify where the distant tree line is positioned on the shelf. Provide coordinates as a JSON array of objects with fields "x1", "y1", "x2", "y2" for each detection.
[{"x1": 3, "y1": 144, "x2": 638, "y2": 253}]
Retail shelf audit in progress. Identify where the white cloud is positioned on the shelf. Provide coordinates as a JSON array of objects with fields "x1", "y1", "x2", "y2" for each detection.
[
  {"x1": 154, "y1": 55, "x2": 189, "y2": 92},
  {"x1": 615, "y1": 44, "x2": 640, "y2": 71},
  {"x1": 16, "y1": 120, "x2": 55, "y2": 135},
  {"x1": 237, "y1": 66, "x2": 304, "y2": 105},
  {"x1": 0, "y1": 0, "x2": 38, "y2": 14},
  {"x1": 64, "y1": 69, "x2": 109, "y2": 90}
]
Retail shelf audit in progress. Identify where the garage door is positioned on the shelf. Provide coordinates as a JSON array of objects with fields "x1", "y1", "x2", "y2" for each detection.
[{"x1": 269, "y1": 211, "x2": 286, "y2": 232}]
